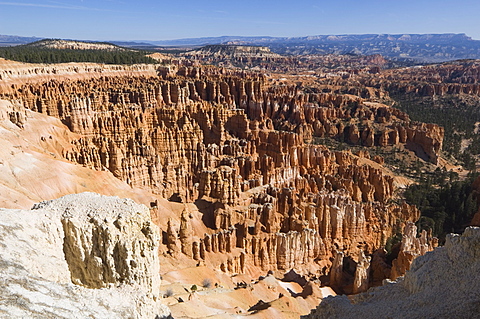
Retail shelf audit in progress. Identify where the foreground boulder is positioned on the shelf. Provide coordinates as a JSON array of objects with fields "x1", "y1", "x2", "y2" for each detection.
[
  {"x1": 0, "y1": 192, "x2": 170, "y2": 318},
  {"x1": 305, "y1": 227, "x2": 480, "y2": 319}
]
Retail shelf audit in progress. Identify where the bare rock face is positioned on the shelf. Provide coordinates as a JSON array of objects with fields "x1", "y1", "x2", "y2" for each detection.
[
  {"x1": 33, "y1": 192, "x2": 161, "y2": 292},
  {"x1": 329, "y1": 251, "x2": 344, "y2": 291},
  {"x1": 370, "y1": 60, "x2": 480, "y2": 98},
  {"x1": 166, "y1": 218, "x2": 180, "y2": 254},
  {"x1": 0, "y1": 61, "x2": 432, "y2": 295},
  {"x1": 0, "y1": 99, "x2": 27, "y2": 127},
  {"x1": 352, "y1": 250, "x2": 370, "y2": 294},
  {"x1": 179, "y1": 210, "x2": 193, "y2": 257},
  {"x1": 304, "y1": 227, "x2": 480, "y2": 319},
  {"x1": 390, "y1": 222, "x2": 437, "y2": 280},
  {"x1": 0, "y1": 192, "x2": 170, "y2": 318},
  {"x1": 406, "y1": 123, "x2": 444, "y2": 164}
]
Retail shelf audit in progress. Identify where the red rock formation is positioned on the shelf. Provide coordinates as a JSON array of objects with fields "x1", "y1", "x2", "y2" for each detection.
[
  {"x1": 329, "y1": 251, "x2": 344, "y2": 291},
  {"x1": 390, "y1": 222, "x2": 438, "y2": 280},
  {"x1": 367, "y1": 60, "x2": 480, "y2": 98},
  {"x1": 0, "y1": 60, "x2": 429, "y2": 292},
  {"x1": 166, "y1": 219, "x2": 180, "y2": 254},
  {"x1": 352, "y1": 250, "x2": 371, "y2": 294},
  {"x1": 179, "y1": 210, "x2": 193, "y2": 257}
]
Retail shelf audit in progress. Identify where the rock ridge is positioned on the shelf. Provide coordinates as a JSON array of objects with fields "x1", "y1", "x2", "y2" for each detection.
[
  {"x1": 0, "y1": 59, "x2": 448, "y2": 305},
  {"x1": 0, "y1": 61, "x2": 435, "y2": 291}
]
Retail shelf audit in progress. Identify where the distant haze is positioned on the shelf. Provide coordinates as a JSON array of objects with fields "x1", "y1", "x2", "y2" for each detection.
[
  {"x1": 2, "y1": 33, "x2": 480, "y2": 63},
  {"x1": 0, "y1": 0, "x2": 479, "y2": 41}
]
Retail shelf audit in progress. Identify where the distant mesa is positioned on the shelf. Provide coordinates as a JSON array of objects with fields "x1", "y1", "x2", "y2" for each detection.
[
  {"x1": 154, "y1": 33, "x2": 480, "y2": 63},
  {"x1": 0, "y1": 38, "x2": 159, "y2": 64},
  {"x1": 26, "y1": 39, "x2": 127, "y2": 51},
  {"x1": 188, "y1": 44, "x2": 273, "y2": 54},
  {"x1": 183, "y1": 44, "x2": 280, "y2": 59},
  {"x1": 2, "y1": 33, "x2": 480, "y2": 62},
  {"x1": 0, "y1": 34, "x2": 43, "y2": 47},
  {"x1": 149, "y1": 33, "x2": 475, "y2": 46}
]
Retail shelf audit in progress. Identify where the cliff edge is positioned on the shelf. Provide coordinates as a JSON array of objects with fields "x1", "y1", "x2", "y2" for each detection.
[
  {"x1": 0, "y1": 192, "x2": 170, "y2": 318},
  {"x1": 305, "y1": 227, "x2": 480, "y2": 319}
]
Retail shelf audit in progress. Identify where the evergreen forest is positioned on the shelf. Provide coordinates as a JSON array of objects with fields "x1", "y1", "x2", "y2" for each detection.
[{"x1": 0, "y1": 41, "x2": 158, "y2": 65}]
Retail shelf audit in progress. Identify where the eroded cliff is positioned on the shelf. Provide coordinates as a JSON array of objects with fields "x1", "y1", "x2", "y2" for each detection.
[
  {"x1": 0, "y1": 57, "x2": 449, "y2": 316},
  {"x1": 0, "y1": 65, "x2": 431, "y2": 271}
]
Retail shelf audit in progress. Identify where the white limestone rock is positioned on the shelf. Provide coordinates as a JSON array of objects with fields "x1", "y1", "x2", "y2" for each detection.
[
  {"x1": 0, "y1": 192, "x2": 170, "y2": 318},
  {"x1": 305, "y1": 227, "x2": 480, "y2": 319}
]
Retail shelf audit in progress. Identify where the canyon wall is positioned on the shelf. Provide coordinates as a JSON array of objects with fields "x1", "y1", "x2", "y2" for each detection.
[
  {"x1": 360, "y1": 60, "x2": 480, "y2": 97},
  {"x1": 0, "y1": 61, "x2": 444, "y2": 292}
]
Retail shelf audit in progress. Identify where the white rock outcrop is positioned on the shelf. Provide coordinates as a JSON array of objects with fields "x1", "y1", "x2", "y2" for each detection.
[
  {"x1": 305, "y1": 227, "x2": 480, "y2": 319},
  {"x1": 0, "y1": 192, "x2": 170, "y2": 318}
]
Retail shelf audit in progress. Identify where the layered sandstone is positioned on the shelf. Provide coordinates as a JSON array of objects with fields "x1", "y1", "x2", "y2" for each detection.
[
  {"x1": 0, "y1": 98, "x2": 168, "y2": 209},
  {"x1": 182, "y1": 45, "x2": 296, "y2": 71},
  {"x1": 390, "y1": 222, "x2": 438, "y2": 280},
  {"x1": 0, "y1": 57, "x2": 159, "y2": 92},
  {"x1": 0, "y1": 59, "x2": 440, "y2": 308},
  {"x1": 368, "y1": 60, "x2": 480, "y2": 97}
]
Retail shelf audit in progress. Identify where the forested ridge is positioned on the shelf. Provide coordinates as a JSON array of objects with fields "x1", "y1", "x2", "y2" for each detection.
[
  {"x1": 392, "y1": 93, "x2": 480, "y2": 169},
  {"x1": 403, "y1": 171, "x2": 478, "y2": 242},
  {"x1": 391, "y1": 93, "x2": 480, "y2": 241},
  {"x1": 0, "y1": 40, "x2": 158, "y2": 64}
]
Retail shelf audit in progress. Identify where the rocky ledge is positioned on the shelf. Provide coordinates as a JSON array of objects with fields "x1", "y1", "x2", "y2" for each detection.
[
  {"x1": 304, "y1": 227, "x2": 480, "y2": 319},
  {"x1": 0, "y1": 192, "x2": 170, "y2": 318}
]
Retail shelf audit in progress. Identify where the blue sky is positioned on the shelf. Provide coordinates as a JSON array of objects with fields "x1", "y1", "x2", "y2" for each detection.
[{"x1": 0, "y1": 0, "x2": 479, "y2": 41}]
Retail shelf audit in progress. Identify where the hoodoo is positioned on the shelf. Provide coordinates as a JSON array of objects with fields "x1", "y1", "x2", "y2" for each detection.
[{"x1": 0, "y1": 37, "x2": 479, "y2": 317}]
